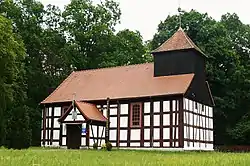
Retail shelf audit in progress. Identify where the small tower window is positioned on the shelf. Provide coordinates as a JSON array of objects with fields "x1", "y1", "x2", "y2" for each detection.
[{"x1": 130, "y1": 103, "x2": 142, "y2": 127}]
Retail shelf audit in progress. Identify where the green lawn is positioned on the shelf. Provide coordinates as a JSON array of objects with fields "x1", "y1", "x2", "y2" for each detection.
[{"x1": 0, "y1": 148, "x2": 250, "y2": 166}]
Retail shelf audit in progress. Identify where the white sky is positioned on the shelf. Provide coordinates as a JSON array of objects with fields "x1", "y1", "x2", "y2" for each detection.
[{"x1": 41, "y1": 0, "x2": 250, "y2": 41}]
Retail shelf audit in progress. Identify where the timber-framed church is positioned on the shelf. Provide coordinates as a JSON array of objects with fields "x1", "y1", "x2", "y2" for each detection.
[{"x1": 40, "y1": 28, "x2": 214, "y2": 150}]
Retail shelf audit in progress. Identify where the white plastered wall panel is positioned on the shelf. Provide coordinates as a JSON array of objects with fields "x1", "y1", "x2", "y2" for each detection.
[
  {"x1": 120, "y1": 104, "x2": 128, "y2": 115},
  {"x1": 211, "y1": 130, "x2": 214, "y2": 142},
  {"x1": 110, "y1": 117, "x2": 117, "y2": 128},
  {"x1": 62, "y1": 137, "x2": 66, "y2": 146},
  {"x1": 163, "y1": 114, "x2": 170, "y2": 126},
  {"x1": 202, "y1": 116, "x2": 206, "y2": 128},
  {"x1": 53, "y1": 130, "x2": 60, "y2": 140},
  {"x1": 163, "y1": 128, "x2": 170, "y2": 139},
  {"x1": 120, "y1": 117, "x2": 128, "y2": 128},
  {"x1": 200, "y1": 129, "x2": 204, "y2": 141},
  {"x1": 120, "y1": 130, "x2": 127, "y2": 140},
  {"x1": 81, "y1": 137, "x2": 86, "y2": 146},
  {"x1": 120, "y1": 143, "x2": 127, "y2": 147},
  {"x1": 144, "y1": 115, "x2": 150, "y2": 126},
  {"x1": 103, "y1": 108, "x2": 107, "y2": 118},
  {"x1": 144, "y1": 142, "x2": 150, "y2": 147},
  {"x1": 153, "y1": 128, "x2": 160, "y2": 140},
  {"x1": 52, "y1": 142, "x2": 59, "y2": 146},
  {"x1": 131, "y1": 129, "x2": 140, "y2": 140},
  {"x1": 206, "y1": 116, "x2": 209, "y2": 128},
  {"x1": 209, "y1": 107, "x2": 213, "y2": 118},
  {"x1": 109, "y1": 129, "x2": 116, "y2": 141},
  {"x1": 163, "y1": 142, "x2": 170, "y2": 147},
  {"x1": 184, "y1": 126, "x2": 187, "y2": 139},
  {"x1": 144, "y1": 102, "x2": 150, "y2": 114},
  {"x1": 130, "y1": 142, "x2": 140, "y2": 147},
  {"x1": 175, "y1": 142, "x2": 179, "y2": 147},
  {"x1": 188, "y1": 99, "x2": 191, "y2": 111},
  {"x1": 154, "y1": 115, "x2": 160, "y2": 126},
  {"x1": 190, "y1": 127, "x2": 194, "y2": 139},
  {"x1": 193, "y1": 114, "x2": 198, "y2": 127},
  {"x1": 184, "y1": 98, "x2": 188, "y2": 110},
  {"x1": 154, "y1": 101, "x2": 160, "y2": 113},
  {"x1": 62, "y1": 124, "x2": 66, "y2": 135},
  {"x1": 53, "y1": 118, "x2": 60, "y2": 128},
  {"x1": 54, "y1": 107, "x2": 61, "y2": 117},
  {"x1": 172, "y1": 100, "x2": 176, "y2": 111},
  {"x1": 144, "y1": 129, "x2": 150, "y2": 140},
  {"x1": 163, "y1": 101, "x2": 170, "y2": 112},
  {"x1": 184, "y1": 112, "x2": 188, "y2": 124},
  {"x1": 153, "y1": 142, "x2": 160, "y2": 147},
  {"x1": 209, "y1": 118, "x2": 213, "y2": 129},
  {"x1": 49, "y1": 107, "x2": 52, "y2": 116},
  {"x1": 109, "y1": 108, "x2": 117, "y2": 116},
  {"x1": 189, "y1": 112, "x2": 193, "y2": 126}
]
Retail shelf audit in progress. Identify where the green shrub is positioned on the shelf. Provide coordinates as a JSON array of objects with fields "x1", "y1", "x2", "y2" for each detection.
[
  {"x1": 93, "y1": 143, "x2": 98, "y2": 150},
  {"x1": 106, "y1": 142, "x2": 112, "y2": 151}
]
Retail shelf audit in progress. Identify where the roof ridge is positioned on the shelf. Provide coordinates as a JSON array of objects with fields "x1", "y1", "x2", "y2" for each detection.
[
  {"x1": 40, "y1": 71, "x2": 76, "y2": 104},
  {"x1": 74, "y1": 62, "x2": 153, "y2": 73}
]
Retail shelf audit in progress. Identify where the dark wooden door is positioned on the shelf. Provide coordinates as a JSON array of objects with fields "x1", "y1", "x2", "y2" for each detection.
[{"x1": 67, "y1": 124, "x2": 81, "y2": 149}]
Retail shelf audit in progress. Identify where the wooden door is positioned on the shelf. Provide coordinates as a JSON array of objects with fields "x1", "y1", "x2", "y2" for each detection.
[{"x1": 67, "y1": 124, "x2": 81, "y2": 149}]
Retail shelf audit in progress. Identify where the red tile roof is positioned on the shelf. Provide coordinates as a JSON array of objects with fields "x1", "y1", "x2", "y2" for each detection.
[
  {"x1": 41, "y1": 63, "x2": 194, "y2": 104},
  {"x1": 75, "y1": 101, "x2": 107, "y2": 122},
  {"x1": 152, "y1": 27, "x2": 205, "y2": 56}
]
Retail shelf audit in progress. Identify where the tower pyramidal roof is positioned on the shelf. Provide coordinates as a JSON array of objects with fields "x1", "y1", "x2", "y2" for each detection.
[{"x1": 152, "y1": 27, "x2": 205, "y2": 56}]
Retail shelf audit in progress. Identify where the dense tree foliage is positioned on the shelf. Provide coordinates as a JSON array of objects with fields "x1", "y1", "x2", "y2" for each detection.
[
  {"x1": 0, "y1": 15, "x2": 31, "y2": 148},
  {"x1": 0, "y1": 0, "x2": 250, "y2": 148},
  {"x1": 150, "y1": 10, "x2": 250, "y2": 145}
]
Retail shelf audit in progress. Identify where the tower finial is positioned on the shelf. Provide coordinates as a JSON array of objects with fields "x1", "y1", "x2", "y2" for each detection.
[{"x1": 178, "y1": 0, "x2": 183, "y2": 28}]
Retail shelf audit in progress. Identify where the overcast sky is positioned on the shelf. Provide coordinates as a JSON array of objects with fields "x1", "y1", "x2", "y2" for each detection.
[{"x1": 41, "y1": 0, "x2": 250, "y2": 41}]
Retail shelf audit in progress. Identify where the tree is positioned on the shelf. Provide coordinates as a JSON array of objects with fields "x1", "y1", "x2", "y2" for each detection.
[
  {"x1": 150, "y1": 10, "x2": 250, "y2": 145},
  {"x1": 61, "y1": 0, "x2": 121, "y2": 70},
  {"x1": 99, "y1": 29, "x2": 152, "y2": 67},
  {"x1": 0, "y1": 15, "x2": 31, "y2": 148}
]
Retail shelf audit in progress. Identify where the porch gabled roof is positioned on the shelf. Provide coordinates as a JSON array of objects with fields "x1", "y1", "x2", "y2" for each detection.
[{"x1": 58, "y1": 101, "x2": 107, "y2": 123}]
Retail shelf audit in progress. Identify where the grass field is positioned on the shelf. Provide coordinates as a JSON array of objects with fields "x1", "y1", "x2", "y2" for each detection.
[{"x1": 1, "y1": 148, "x2": 250, "y2": 166}]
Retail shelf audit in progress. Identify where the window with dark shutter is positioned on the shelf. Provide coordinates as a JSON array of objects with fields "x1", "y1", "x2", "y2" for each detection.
[{"x1": 130, "y1": 103, "x2": 142, "y2": 127}]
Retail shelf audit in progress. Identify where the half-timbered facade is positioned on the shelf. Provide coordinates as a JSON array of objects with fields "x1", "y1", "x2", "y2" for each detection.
[{"x1": 40, "y1": 28, "x2": 214, "y2": 150}]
